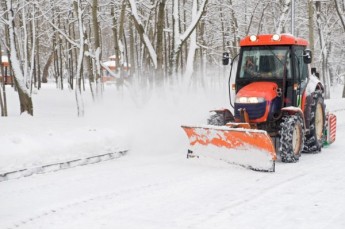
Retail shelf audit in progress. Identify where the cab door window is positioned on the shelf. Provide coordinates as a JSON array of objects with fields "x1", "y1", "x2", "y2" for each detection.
[
  {"x1": 293, "y1": 47, "x2": 308, "y2": 85},
  {"x1": 293, "y1": 46, "x2": 309, "y2": 107}
]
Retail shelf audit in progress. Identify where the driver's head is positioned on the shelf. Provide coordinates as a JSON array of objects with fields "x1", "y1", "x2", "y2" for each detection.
[
  {"x1": 277, "y1": 52, "x2": 285, "y2": 61},
  {"x1": 246, "y1": 56, "x2": 253, "y2": 62}
]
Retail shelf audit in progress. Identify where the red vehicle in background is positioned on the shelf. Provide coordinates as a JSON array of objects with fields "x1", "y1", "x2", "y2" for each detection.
[{"x1": 0, "y1": 55, "x2": 13, "y2": 85}]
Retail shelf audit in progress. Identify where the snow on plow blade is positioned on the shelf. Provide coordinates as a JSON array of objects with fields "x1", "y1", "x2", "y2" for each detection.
[{"x1": 181, "y1": 124, "x2": 277, "y2": 172}]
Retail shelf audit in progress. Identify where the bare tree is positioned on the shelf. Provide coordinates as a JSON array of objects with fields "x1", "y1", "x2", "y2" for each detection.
[
  {"x1": 308, "y1": 0, "x2": 315, "y2": 55},
  {"x1": 73, "y1": 0, "x2": 86, "y2": 116},
  {"x1": 4, "y1": 0, "x2": 33, "y2": 115},
  {"x1": 0, "y1": 47, "x2": 8, "y2": 116},
  {"x1": 0, "y1": 0, "x2": 344, "y2": 116},
  {"x1": 169, "y1": 0, "x2": 208, "y2": 75},
  {"x1": 156, "y1": 0, "x2": 166, "y2": 81},
  {"x1": 127, "y1": 0, "x2": 157, "y2": 69},
  {"x1": 276, "y1": 0, "x2": 291, "y2": 34},
  {"x1": 334, "y1": 0, "x2": 345, "y2": 97},
  {"x1": 184, "y1": 0, "x2": 199, "y2": 82},
  {"x1": 315, "y1": 1, "x2": 331, "y2": 99}
]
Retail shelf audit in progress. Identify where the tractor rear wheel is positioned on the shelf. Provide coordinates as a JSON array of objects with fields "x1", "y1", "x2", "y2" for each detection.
[
  {"x1": 279, "y1": 114, "x2": 305, "y2": 163},
  {"x1": 303, "y1": 90, "x2": 325, "y2": 152}
]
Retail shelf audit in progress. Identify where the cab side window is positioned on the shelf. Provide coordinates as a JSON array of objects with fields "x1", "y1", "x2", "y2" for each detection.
[{"x1": 294, "y1": 47, "x2": 308, "y2": 83}]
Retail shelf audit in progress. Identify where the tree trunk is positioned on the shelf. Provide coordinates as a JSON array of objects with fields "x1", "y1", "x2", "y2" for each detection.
[
  {"x1": 170, "y1": 0, "x2": 180, "y2": 75},
  {"x1": 42, "y1": 52, "x2": 54, "y2": 83},
  {"x1": 246, "y1": 1, "x2": 260, "y2": 35},
  {"x1": 92, "y1": 0, "x2": 101, "y2": 82},
  {"x1": 169, "y1": 0, "x2": 208, "y2": 75},
  {"x1": 276, "y1": 0, "x2": 291, "y2": 34},
  {"x1": 16, "y1": 80, "x2": 33, "y2": 115},
  {"x1": 127, "y1": 0, "x2": 158, "y2": 69},
  {"x1": 6, "y1": 0, "x2": 33, "y2": 115},
  {"x1": 334, "y1": 0, "x2": 345, "y2": 98},
  {"x1": 315, "y1": 2, "x2": 330, "y2": 99},
  {"x1": 184, "y1": 0, "x2": 198, "y2": 83},
  {"x1": 36, "y1": 27, "x2": 41, "y2": 89},
  {"x1": 111, "y1": 7, "x2": 120, "y2": 69},
  {"x1": 129, "y1": 19, "x2": 136, "y2": 75},
  {"x1": 156, "y1": 0, "x2": 166, "y2": 81},
  {"x1": 84, "y1": 29, "x2": 95, "y2": 99},
  {"x1": 229, "y1": 0, "x2": 239, "y2": 57},
  {"x1": 74, "y1": 0, "x2": 85, "y2": 117},
  {"x1": 58, "y1": 15, "x2": 64, "y2": 90},
  {"x1": 0, "y1": 22, "x2": 8, "y2": 116},
  {"x1": 119, "y1": 0, "x2": 126, "y2": 39},
  {"x1": 308, "y1": 0, "x2": 315, "y2": 56}
]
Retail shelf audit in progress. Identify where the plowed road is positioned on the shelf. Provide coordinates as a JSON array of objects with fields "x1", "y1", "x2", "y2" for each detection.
[{"x1": 1, "y1": 111, "x2": 344, "y2": 228}]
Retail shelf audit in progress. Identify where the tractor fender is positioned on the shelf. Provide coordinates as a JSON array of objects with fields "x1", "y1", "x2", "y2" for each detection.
[
  {"x1": 306, "y1": 74, "x2": 324, "y2": 96},
  {"x1": 281, "y1": 107, "x2": 306, "y2": 129}
]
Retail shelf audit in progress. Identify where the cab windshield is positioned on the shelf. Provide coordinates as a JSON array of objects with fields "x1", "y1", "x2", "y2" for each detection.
[{"x1": 239, "y1": 46, "x2": 291, "y2": 79}]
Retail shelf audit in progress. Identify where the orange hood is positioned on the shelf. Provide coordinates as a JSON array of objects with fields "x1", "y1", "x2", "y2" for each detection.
[{"x1": 237, "y1": 82, "x2": 278, "y2": 101}]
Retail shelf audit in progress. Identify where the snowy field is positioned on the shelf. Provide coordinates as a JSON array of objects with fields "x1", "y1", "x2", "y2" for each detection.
[{"x1": 0, "y1": 78, "x2": 344, "y2": 228}]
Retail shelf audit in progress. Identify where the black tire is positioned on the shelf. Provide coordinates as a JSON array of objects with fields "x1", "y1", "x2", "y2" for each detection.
[
  {"x1": 279, "y1": 114, "x2": 305, "y2": 163},
  {"x1": 207, "y1": 110, "x2": 234, "y2": 126},
  {"x1": 303, "y1": 90, "x2": 326, "y2": 152},
  {"x1": 207, "y1": 112, "x2": 226, "y2": 126}
]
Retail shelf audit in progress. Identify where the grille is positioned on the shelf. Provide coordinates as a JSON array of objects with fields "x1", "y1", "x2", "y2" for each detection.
[{"x1": 234, "y1": 101, "x2": 266, "y2": 120}]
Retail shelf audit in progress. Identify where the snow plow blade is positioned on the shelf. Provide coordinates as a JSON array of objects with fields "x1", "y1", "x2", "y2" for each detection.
[{"x1": 181, "y1": 124, "x2": 277, "y2": 172}]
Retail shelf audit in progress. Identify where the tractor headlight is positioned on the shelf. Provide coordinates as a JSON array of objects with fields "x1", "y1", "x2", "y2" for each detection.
[
  {"x1": 235, "y1": 96, "x2": 265, "y2": 104},
  {"x1": 249, "y1": 35, "x2": 257, "y2": 42},
  {"x1": 272, "y1": 34, "x2": 281, "y2": 41}
]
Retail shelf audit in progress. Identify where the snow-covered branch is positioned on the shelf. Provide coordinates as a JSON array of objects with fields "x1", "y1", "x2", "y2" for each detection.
[
  {"x1": 334, "y1": 0, "x2": 345, "y2": 31},
  {"x1": 180, "y1": 0, "x2": 208, "y2": 42},
  {"x1": 276, "y1": 0, "x2": 291, "y2": 34},
  {"x1": 127, "y1": 0, "x2": 157, "y2": 69},
  {"x1": 170, "y1": 0, "x2": 208, "y2": 74}
]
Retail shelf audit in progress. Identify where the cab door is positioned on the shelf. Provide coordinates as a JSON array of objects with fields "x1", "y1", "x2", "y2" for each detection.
[{"x1": 292, "y1": 46, "x2": 309, "y2": 108}]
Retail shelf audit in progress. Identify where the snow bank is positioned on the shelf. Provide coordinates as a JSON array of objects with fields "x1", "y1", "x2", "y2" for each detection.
[{"x1": 0, "y1": 77, "x2": 228, "y2": 176}]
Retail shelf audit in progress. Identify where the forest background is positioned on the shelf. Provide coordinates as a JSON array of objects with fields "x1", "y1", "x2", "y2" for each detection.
[{"x1": 0, "y1": 0, "x2": 345, "y2": 116}]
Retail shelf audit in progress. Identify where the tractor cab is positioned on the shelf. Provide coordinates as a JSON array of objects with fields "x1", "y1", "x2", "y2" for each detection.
[{"x1": 225, "y1": 34, "x2": 314, "y2": 126}]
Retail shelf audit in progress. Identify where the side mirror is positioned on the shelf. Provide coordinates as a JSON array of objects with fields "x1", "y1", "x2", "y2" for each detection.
[
  {"x1": 222, "y1": 52, "x2": 230, "y2": 65},
  {"x1": 303, "y1": 49, "x2": 312, "y2": 64}
]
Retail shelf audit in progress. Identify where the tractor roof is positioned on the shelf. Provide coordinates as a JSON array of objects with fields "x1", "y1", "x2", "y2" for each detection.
[{"x1": 240, "y1": 34, "x2": 309, "y2": 47}]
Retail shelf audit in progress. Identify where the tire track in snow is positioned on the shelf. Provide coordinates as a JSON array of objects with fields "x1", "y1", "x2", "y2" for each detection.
[
  {"x1": 10, "y1": 180, "x2": 164, "y2": 228},
  {"x1": 8, "y1": 162, "x2": 206, "y2": 228},
  {"x1": 186, "y1": 171, "x2": 309, "y2": 228},
  {"x1": 188, "y1": 144, "x2": 343, "y2": 228}
]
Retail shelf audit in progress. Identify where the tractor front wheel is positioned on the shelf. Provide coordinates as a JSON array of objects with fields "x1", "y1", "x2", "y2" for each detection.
[
  {"x1": 279, "y1": 114, "x2": 305, "y2": 163},
  {"x1": 207, "y1": 110, "x2": 234, "y2": 126}
]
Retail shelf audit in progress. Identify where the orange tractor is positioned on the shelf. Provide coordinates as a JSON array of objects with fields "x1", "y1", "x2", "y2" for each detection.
[{"x1": 182, "y1": 34, "x2": 337, "y2": 172}]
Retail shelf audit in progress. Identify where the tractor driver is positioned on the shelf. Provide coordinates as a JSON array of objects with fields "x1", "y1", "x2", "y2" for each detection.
[{"x1": 243, "y1": 56, "x2": 259, "y2": 77}]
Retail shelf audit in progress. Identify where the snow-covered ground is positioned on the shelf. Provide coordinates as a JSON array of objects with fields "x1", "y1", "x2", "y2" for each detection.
[{"x1": 0, "y1": 79, "x2": 344, "y2": 228}]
